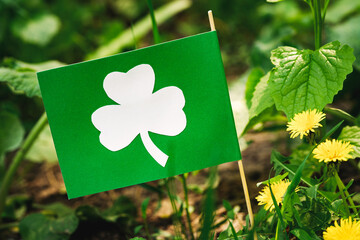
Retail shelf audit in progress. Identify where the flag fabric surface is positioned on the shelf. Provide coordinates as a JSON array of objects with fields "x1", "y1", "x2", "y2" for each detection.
[{"x1": 37, "y1": 31, "x2": 241, "y2": 199}]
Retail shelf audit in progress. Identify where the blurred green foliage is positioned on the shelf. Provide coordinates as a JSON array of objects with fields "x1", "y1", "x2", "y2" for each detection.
[{"x1": 0, "y1": 0, "x2": 360, "y2": 239}]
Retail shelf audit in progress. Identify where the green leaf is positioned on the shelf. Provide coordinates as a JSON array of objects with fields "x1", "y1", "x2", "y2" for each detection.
[
  {"x1": 134, "y1": 225, "x2": 143, "y2": 235},
  {"x1": 299, "y1": 199, "x2": 331, "y2": 231},
  {"x1": 75, "y1": 205, "x2": 102, "y2": 222},
  {"x1": 2, "y1": 195, "x2": 29, "y2": 221},
  {"x1": 222, "y1": 200, "x2": 232, "y2": 212},
  {"x1": 324, "y1": 107, "x2": 357, "y2": 125},
  {"x1": 101, "y1": 196, "x2": 136, "y2": 222},
  {"x1": 39, "y1": 203, "x2": 73, "y2": 218},
  {"x1": 269, "y1": 41, "x2": 355, "y2": 118},
  {"x1": 331, "y1": 199, "x2": 345, "y2": 214},
  {"x1": 11, "y1": 13, "x2": 61, "y2": 46},
  {"x1": 256, "y1": 172, "x2": 289, "y2": 187},
  {"x1": 217, "y1": 226, "x2": 233, "y2": 240},
  {"x1": 0, "y1": 59, "x2": 65, "y2": 97},
  {"x1": 306, "y1": 184, "x2": 319, "y2": 199},
  {"x1": 223, "y1": 200, "x2": 235, "y2": 220},
  {"x1": 0, "y1": 68, "x2": 39, "y2": 97},
  {"x1": 326, "y1": 0, "x2": 360, "y2": 24},
  {"x1": 0, "y1": 111, "x2": 25, "y2": 154},
  {"x1": 318, "y1": 190, "x2": 339, "y2": 202},
  {"x1": 271, "y1": 150, "x2": 333, "y2": 203},
  {"x1": 290, "y1": 144, "x2": 321, "y2": 178},
  {"x1": 245, "y1": 67, "x2": 264, "y2": 109},
  {"x1": 228, "y1": 220, "x2": 239, "y2": 240},
  {"x1": 26, "y1": 124, "x2": 57, "y2": 163},
  {"x1": 249, "y1": 72, "x2": 274, "y2": 119},
  {"x1": 19, "y1": 214, "x2": 50, "y2": 240},
  {"x1": 86, "y1": 0, "x2": 191, "y2": 60},
  {"x1": 353, "y1": 193, "x2": 360, "y2": 204},
  {"x1": 327, "y1": 15, "x2": 360, "y2": 70},
  {"x1": 323, "y1": 174, "x2": 338, "y2": 193},
  {"x1": 271, "y1": 151, "x2": 317, "y2": 186},
  {"x1": 0, "y1": 111, "x2": 24, "y2": 184},
  {"x1": 242, "y1": 106, "x2": 284, "y2": 134},
  {"x1": 250, "y1": 8, "x2": 297, "y2": 72},
  {"x1": 338, "y1": 126, "x2": 360, "y2": 158},
  {"x1": 20, "y1": 203, "x2": 79, "y2": 239},
  {"x1": 291, "y1": 228, "x2": 320, "y2": 240},
  {"x1": 228, "y1": 72, "x2": 250, "y2": 135},
  {"x1": 141, "y1": 197, "x2": 150, "y2": 220},
  {"x1": 19, "y1": 212, "x2": 78, "y2": 240},
  {"x1": 49, "y1": 214, "x2": 78, "y2": 236}
]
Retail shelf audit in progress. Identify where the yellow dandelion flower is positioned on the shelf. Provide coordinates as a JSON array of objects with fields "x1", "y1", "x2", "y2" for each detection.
[
  {"x1": 313, "y1": 139, "x2": 354, "y2": 163},
  {"x1": 256, "y1": 179, "x2": 291, "y2": 211},
  {"x1": 323, "y1": 217, "x2": 360, "y2": 240},
  {"x1": 286, "y1": 109, "x2": 325, "y2": 139}
]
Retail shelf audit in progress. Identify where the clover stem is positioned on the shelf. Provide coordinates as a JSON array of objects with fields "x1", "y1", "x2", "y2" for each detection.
[{"x1": 140, "y1": 131, "x2": 168, "y2": 167}]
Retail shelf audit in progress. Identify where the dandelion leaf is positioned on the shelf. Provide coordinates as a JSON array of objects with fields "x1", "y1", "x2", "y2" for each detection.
[
  {"x1": 269, "y1": 41, "x2": 355, "y2": 118},
  {"x1": 245, "y1": 67, "x2": 264, "y2": 109},
  {"x1": 0, "y1": 59, "x2": 64, "y2": 97},
  {"x1": 338, "y1": 126, "x2": 360, "y2": 158},
  {"x1": 0, "y1": 111, "x2": 24, "y2": 155},
  {"x1": 249, "y1": 72, "x2": 274, "y2": 119}
]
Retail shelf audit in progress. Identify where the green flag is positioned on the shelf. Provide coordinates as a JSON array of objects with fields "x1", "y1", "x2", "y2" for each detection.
[{"x1": 38, "y1": 31, "x2": 241, "y2": 199}]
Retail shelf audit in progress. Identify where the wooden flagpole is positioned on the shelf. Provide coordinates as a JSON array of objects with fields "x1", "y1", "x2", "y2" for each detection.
[
  {"x1": 208, "y1": 10, "x2": 216, "y2": 31},
  {"x1": 207, "y1": 10, "x2": 257, "y2": 239}
]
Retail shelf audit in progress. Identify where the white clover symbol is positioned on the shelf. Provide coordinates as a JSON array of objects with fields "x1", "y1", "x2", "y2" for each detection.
[{"x1": 91, "y1": 64, "x2": 186, "y2": 167}]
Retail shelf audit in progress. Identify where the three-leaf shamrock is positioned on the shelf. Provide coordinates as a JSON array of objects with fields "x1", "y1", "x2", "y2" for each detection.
[{"x1": 91, "y1": 64, "x2": 187, "y2": 167}]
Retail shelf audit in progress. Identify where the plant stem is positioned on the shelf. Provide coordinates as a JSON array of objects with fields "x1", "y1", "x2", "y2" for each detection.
[
  {"x1": 199, "y1": 166, "x2": 217, "y2": 240},
  {"x1": 334, "y1": 171, "x2": 359, "y2": 216},
  {"x1": 164, "y1": 177, "x2": 186, "y2": 239},
  {"x1": 147, "y1": 0, "x2": 161, "y2": 44},
  {"x1": 312, "y1": 0, "x2": 322, "y2": 50},
  {"x1": 143, "y1": 213, "x2": 151, "y2": 240},
  {"x1": 181, "y1": 174, "x2": 195, "y2": 240},
  {"x1": 0, "y1": 112, "x2": 48, "y2": 220},
  {"x1": 275, "y1": 222, "x2": 285, "y2": 240},
  {"x1": 322, "y1": 0, "x2": 330, "y2": 22},
  {"x1": 334, "y1": 174, "x2": 351, "y2": 217}
]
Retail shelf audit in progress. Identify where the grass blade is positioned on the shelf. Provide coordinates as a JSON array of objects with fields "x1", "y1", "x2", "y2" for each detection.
[
  {"x1": 270, "y1": 150, "x2": 331, "y2": 202},
  {"x1": 147, "y1": 0, "x2": 161, "y2": 44},
  {"x1": 228, "y1": 220, "x2": 239, "y2": 240},
  {"x1": 141, "y1": 197, "x2": 151, "y2": 240},
  {"x1": 268, "y1": 180, "x2": 289, "y2": 240},
  {"x1": 199, "y1": 167, "x2": 217, "y2": 240}
]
